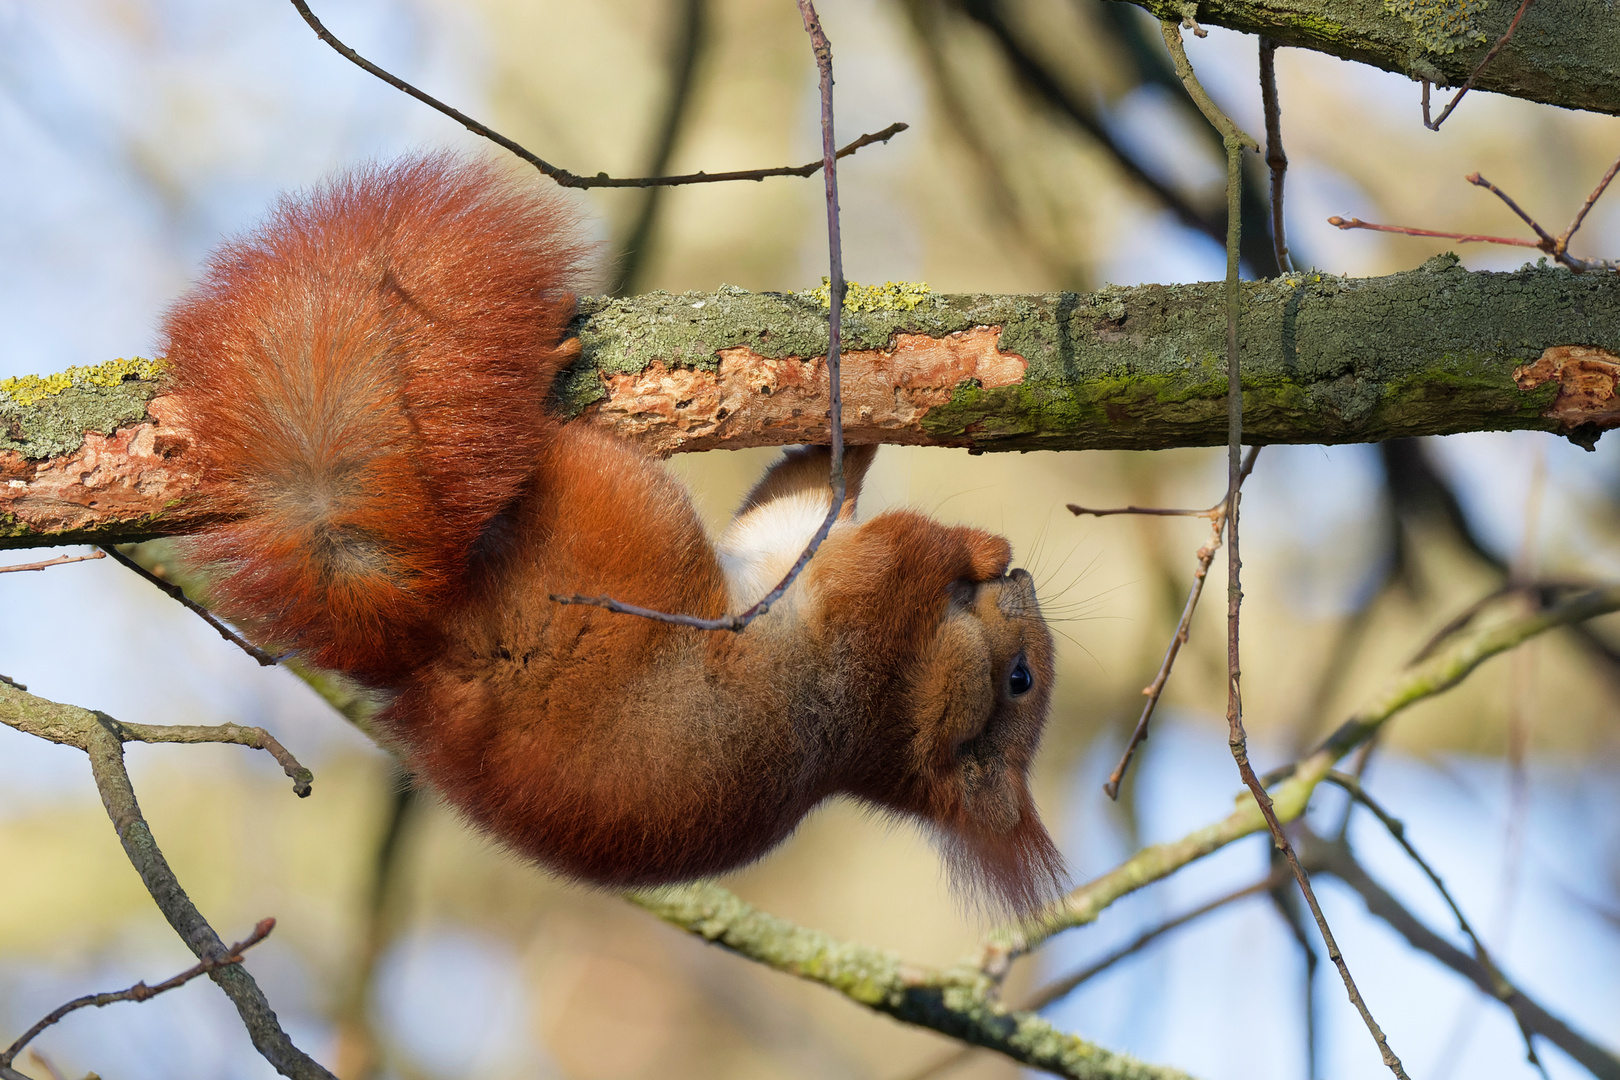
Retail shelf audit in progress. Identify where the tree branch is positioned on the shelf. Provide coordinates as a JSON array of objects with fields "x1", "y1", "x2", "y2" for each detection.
[
  {"x1": 1, "y1": 919, "x2": 276, "y2": 1072},
  {"x1": 981, "y1": 582, "x2": 1620, "y2": 963},
  {"x1": 1299, "y1": 830, "x2": 1620, "y2": 1080},
  {"x1": 628, "y1": 883, "x2": 1195, "y2": 1080},
  {"x1": 6, "y1": 267, "x2": 1619, "y2": 549},
  {"x1": 0, "y1": 681, "x2": 331, "y2": 1079},
  {"x1": 1109, "y1": 0, "x2": 1620, "y2": 117}
]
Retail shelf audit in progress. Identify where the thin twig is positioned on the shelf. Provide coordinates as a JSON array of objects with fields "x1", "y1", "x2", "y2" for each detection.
[
  {"x1": 1327, "y1": 217, "x2": 1541, "y2": 248},
  {"x1": 1159, "y1": 23, "x2": 1257, "y2": 151},
  {"x1": 1468, "y1": 172, "x2": 1556, "y2": 245},
  {"x1": 1328, "y1": 152, "x2": 1620, "y2": 273},
  {"x1": 0, "y1": 681, "x2": 328, "y2": 1075},
  {"x1": 288, "y1": 0, "x2": 903, "y2": 190},
  {"x1": 1423, "y1": 0, "x2": 1536, "y2": 130},
  {"x1": 557, "y1": 0, "x2": 849, "y2": 633},
  {"x1": 1564, "y1": 152, "x2": 1620, "y2": 240},
  {"x1": 0, "y1": 550, "x2": 106, "y2": 574},
  {"x1": 1258, "y1": 38, "x2": 1293, "y2": 274},
  {"x1": 0, "y1": 920, "x2": 275, "y2": 1069},
  {"x1": 1067, "y1": 504, "x2": 1218, "y2": 519},
  {"x1": 1163, "y1": 21, "x2": 1409, "y2": 1079},
  {"x1": 112, "y1": 720, "x2": 314, "y2": 797},
  {"x1": 1097, "y1": 447, "x2": 1261, "y2": 800},
  {"x1": 99, "y1": 545, "x2": 278, "y2": 666}
]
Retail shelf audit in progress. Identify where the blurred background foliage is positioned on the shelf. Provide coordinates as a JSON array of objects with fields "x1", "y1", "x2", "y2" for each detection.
[{"x1": 1, "y1": 0, "x2": 1619, "y2": 1078}]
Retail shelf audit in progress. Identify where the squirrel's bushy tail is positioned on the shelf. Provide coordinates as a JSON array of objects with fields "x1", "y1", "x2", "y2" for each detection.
[{"x1": 163, "y1": 154, "x2": 589, "y2": 681}]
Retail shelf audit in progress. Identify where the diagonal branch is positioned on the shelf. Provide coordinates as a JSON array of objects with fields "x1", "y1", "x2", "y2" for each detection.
[
  {"x1": 0, "y1": 919, "x2": 276, "y2": 1074},
  {"x1": 1299, "y1": 830, "x2": 1620, "y2": 1080},
  {"x1": 629, "y1": 883, "x2": 1196, "y2": 1080},
  {"x1": 0, "y1": 681, "x2": 332, "y2": 1079},
  {"x1": 984, "y1": 582, "x2": 1620, "y2": 962}
]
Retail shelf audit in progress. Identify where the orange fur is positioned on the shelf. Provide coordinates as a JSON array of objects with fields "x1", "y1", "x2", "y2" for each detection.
[{"x1": 164, "y1": 154, "x2": 1065, "y2": 912}]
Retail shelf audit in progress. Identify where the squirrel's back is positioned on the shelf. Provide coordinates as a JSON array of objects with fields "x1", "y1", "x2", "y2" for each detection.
[{"x1": 163, "y1": 155, "x2": 589, "y2": 681}]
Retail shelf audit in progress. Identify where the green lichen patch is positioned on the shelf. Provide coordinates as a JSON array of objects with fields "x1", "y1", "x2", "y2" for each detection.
[
  {"x1": 0, "y1": 357, "x2": 166, "y2": 460},
  {"x1": 0, "y1": 357, "x2": 166, "y2": 407},
  {"x1": 1384, "y1": 0, "x2": 1487, "y2": 53},
  {"x1": 805, "y1": 278, "x2": 934, "y2": 312}
]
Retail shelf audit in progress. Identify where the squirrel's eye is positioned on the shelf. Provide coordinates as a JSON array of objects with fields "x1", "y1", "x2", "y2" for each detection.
[{"x1": 1008, "y1": 655, "x2": 1034, "y2": 697}]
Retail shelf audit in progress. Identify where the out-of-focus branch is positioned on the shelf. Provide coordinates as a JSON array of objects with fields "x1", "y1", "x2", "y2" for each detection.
[
  {"x1": 1299, "y1": 830, "x2": 1620, "y2": 1080},
  {"x1": 0, "y1": 680, "x2": 332, "y2": 1079},
  {"x1": 946, "y1": 0, "x2": 1280, "y2": 274},
  {"x1": 892, "y1": 874, "x2": 1281, "y2": 1080},
  {"x1": 607, "y1": 0, "x2": 710, "y2": 296}
]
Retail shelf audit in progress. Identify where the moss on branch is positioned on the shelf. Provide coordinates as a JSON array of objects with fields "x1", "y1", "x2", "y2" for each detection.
[
  {"x1": 1112, "y1": 0, "x2": 1620, "y2": 117},
  {"x1": 4, "y1": 263, "x2": 1617, "y2": 548}
]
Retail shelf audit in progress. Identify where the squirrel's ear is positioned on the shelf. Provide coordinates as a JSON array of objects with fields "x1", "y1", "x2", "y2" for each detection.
[{"x1": 736, "y1": 442, "x2": 879, "y2": 521}]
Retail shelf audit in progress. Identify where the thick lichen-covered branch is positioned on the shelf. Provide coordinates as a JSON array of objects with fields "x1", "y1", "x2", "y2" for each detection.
[
  {"x1": 629, "y1": 883, "x2": 1195, "y2": 1080},
  {"x1": 1113, "y1": 0, "x2": 1620, "y2": 117},
  {"x1": 5, "y1": 263, "x2": 1619, "y2": 549}
]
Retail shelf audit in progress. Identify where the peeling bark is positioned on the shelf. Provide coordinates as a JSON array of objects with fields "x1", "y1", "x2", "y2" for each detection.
[{"x1": 4, "y1": 263, "x2": 1617, "y2": 549}]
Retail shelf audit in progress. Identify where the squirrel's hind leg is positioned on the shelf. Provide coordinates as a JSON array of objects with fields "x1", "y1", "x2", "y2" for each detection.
[
  {"x1": 735, "y1": 443, "x2": 878, "y2": 520},
  {"x1": 716, "y1": 443, "x2": 878, "y2": 612}
]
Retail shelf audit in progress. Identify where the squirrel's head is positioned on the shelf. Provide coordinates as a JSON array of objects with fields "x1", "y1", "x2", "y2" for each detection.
[
  {"x1": 904, "y1": 566, "x2": 1065, "y2": 913},
  {"x1": 830, "y1": 519, "x2": 1066, "y2": 915},
  {"x1": 729, "y1": 455, "x2": 1066, "y2": 914}
]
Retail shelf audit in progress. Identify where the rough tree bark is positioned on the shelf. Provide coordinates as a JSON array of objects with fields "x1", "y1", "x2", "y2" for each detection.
[
  {"x1": 1111, "y1": 0, "x2": 1620, "y2": 117},
  {"x1": 4, "y1": 261, "x2": 1618, "y2": 550}
]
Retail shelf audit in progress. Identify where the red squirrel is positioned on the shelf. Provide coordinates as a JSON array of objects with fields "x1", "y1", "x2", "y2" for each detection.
[{"x1": 162, "y1": 153, "x2": 1064, "y2": 912}]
